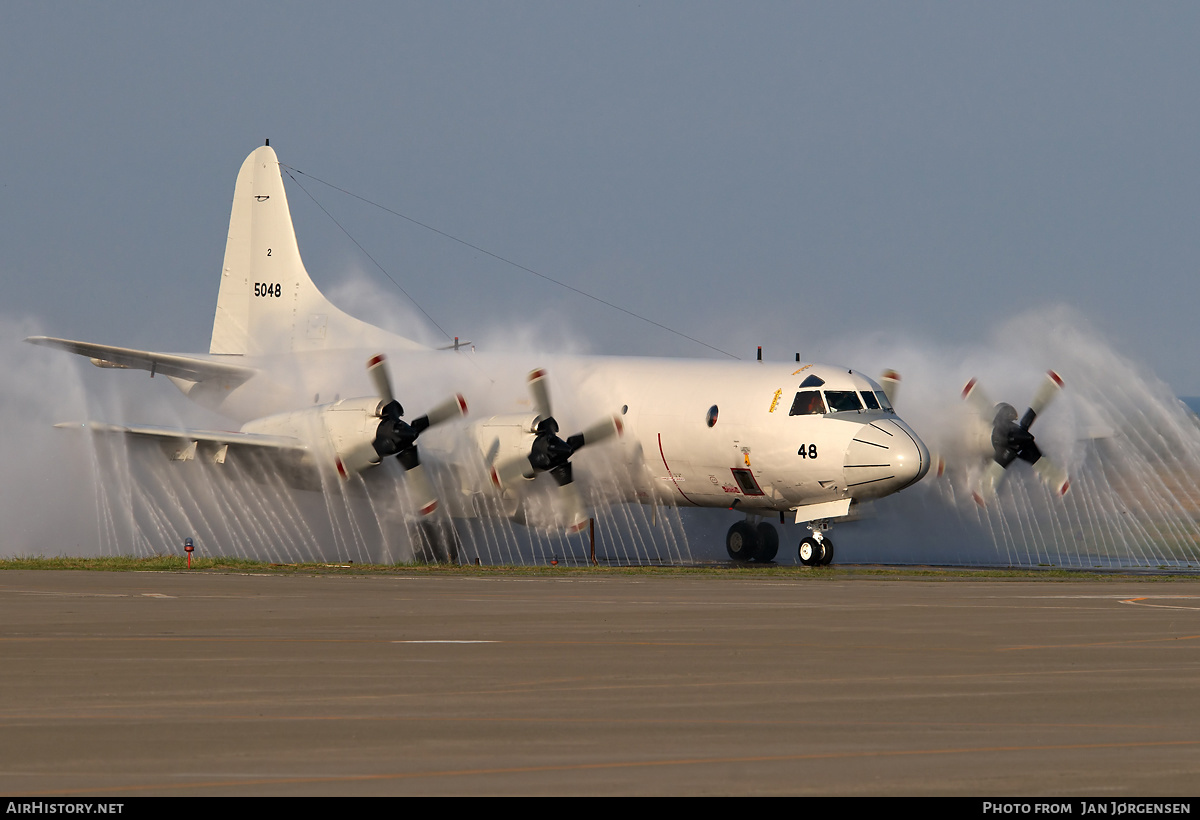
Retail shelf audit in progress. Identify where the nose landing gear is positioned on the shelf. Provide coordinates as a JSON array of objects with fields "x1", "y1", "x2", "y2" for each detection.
[{"x1": 798, "y1": 520, "x2": 835, "y2": 567}]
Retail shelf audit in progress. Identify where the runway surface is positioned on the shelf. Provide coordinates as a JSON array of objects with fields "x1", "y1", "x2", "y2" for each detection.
[{"x1": 1, "y1": 569, "x2": 1198, "y2": 796}]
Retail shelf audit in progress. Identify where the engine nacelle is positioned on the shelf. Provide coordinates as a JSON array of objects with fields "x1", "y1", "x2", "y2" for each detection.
[
  {"x1": 470, "y1": 413, "x2": 541, "y2": 485},
  {"x1": 322, "y1": 397, "x2": 390, "y2": 477},
  {"x1": 241, "y1": 396, "x2": 386, "y2": 478}
]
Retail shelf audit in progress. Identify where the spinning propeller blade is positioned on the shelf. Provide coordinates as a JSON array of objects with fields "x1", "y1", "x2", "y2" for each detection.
[
  {"x1": 557, "y1": 479, "x2": 588, "y2": 533},
  {"x1": 1032, "y1": 455, "x2": 1070, "y2": 497},
  {"x1": 880, "y1": 370, "x2": 901, "y2": 407},
  {"x1": 528, "y1": 368, "x2": 553, "y2": 422},
  {"x1": 962, "y1": 377, "x2": 995, "y2": 420},
  {"x1": 367, "y1": 354, "x2": 395, "y2": 407},
  {"x1": 570, "y1": 415, "x2": 624, "y2": 451},
  {"x1": 420, "y1": 393, "x2": 470, "y2": 428},
  {"x1": 1028, "y1": 370, "x2": 1064, "y2": 421},
  {"x1": 404, "y1": 462, "x2": 439, "y2": 517},
  {"x1": 972, "y1": 460, "x2": 1007, "y2": 506}
]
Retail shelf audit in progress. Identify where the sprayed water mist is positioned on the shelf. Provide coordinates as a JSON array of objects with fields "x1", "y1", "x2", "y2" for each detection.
[
  {"x1": 7, "y1": 305, "x2": 1200, "y2": 567},
  {"x1": 829, "y1": 306, "x2": 1200, "y2": 567}
]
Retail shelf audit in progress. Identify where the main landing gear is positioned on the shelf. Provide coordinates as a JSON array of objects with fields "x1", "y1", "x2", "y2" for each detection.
[{"x1": 725, "y1": 519, "x2": 780, "y2": 563}]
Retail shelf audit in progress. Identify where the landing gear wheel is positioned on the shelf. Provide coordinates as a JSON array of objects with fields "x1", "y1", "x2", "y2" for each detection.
[
  {"x1": 799, "y1": 537, "x2": 822, "y2": 567},
  {"x1": 726, "y1": 521, "x2": 760, "y2": 562},
  {"x1": 818, "y1": 537, "x2": 834, "y2": 566},
  {"x1": 755, "y1": 523, "x2": 779, "y2": 563}
]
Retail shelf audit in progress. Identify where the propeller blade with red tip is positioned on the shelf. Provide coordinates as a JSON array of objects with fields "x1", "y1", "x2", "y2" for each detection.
[
  {"x1": 962, "y1": 377, "x2": 995, "y2": 420},
  {"x1": 880, "y1": 370, "x2": 901, "y2": 407},
  {"x1": 1032, "y1": 456, "x2": 1070, "y2": 497},
  {"x1": 404, "y1": 462, "x2": 440, "y2": 516},
  {"x1": 490, "y1": 454, "x2": 536, "y2": 489},
  {"x1": 415, "y1": 393, "x2": 468, "y2": 431},
  {"x1": 972, "y1": 460, "x2": 1008, "y2": 506},
  {"x1": 1028, "y1": 370, "x2": 1064, "y2": 421},
  {"x1": 568, "y1": 415, "x2": 624, "y2": 452},
  {"x1": 557, "y1": 480, "x2": 588, "y2": 533},
  {"x1": 528, "y1": 369, "x2": 553, "y2": 422},
  {"x1": 367, "y1": 354, "x2": 396, "y2": 407}
]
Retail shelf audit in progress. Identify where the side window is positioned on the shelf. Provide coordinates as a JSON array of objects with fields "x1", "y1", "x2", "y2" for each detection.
[
  {"x1": 874, "y1": 390, "x2": 894, "y2": 412},
  {"x1": 789, "y1": 390, "x2": 826, "y2": 416},
  {"x1": 861, "y1": 391, "x2": 881, "y2": 410}
]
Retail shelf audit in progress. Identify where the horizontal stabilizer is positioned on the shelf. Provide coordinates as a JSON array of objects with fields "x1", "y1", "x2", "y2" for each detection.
[{"x1": 26, "y1": 336, "x2": 256, "y2": 386}]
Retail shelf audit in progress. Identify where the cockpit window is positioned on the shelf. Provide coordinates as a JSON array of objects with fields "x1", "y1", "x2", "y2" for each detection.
[
  {"x1": 789, "y1": 390, "x2": 826, "y2": 416},
  {"x1": 860, "y1": 390, "x2": 881, "y2": 410},
  {"x1": 799, "y1": 374, "x2": 825, "y2": 388},
  {"x1": 874, "y1": 390, "x2": 894, "y2": 412},
  {"x1": 824, "y1": 390, "x2": 864, "y2": 413}
]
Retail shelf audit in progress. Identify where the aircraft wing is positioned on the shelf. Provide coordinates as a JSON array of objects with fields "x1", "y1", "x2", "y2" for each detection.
[
  {"x1": 59, "y1": 421, "x2": 318, "y2": 489},
  {"x1": 25, "y1": 336, "x2": 256, "y2": 386},
  {"x1": 58, "y1": 421, "x2": 305, "y2": 451}
]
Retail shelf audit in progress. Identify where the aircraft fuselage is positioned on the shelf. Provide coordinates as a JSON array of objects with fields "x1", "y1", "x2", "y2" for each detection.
[{"x1": 225, "y1": 347, "x2": 929, "y2": 518}]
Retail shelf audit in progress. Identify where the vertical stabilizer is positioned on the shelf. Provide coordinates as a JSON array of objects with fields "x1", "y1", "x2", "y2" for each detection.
[{"x1": 210, "y1": 145, "x2": 426, "y2": 356}]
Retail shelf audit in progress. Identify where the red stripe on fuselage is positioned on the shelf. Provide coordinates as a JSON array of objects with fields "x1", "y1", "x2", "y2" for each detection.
[{"x1": 658, "y1": 433, "x2": 698, "y2": 506}]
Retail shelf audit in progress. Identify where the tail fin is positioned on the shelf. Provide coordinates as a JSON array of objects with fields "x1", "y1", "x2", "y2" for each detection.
[{"x1": 209, "y1": 145, "x2": 426, "y2": 356}]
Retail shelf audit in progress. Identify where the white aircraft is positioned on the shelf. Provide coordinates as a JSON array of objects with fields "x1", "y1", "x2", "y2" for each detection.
[{"x1": 27, "y1": 143, "x2": 930, "y2": 565}]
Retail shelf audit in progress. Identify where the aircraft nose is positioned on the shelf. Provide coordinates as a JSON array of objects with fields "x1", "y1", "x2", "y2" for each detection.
[{"x1": 842, "y1": 418, "x2": 930, "y2": 499}]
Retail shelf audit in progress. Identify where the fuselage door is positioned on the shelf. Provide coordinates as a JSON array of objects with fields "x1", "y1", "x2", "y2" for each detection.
[{"x1": 729, "y1": 467, "x2": 764, "y2": 496}]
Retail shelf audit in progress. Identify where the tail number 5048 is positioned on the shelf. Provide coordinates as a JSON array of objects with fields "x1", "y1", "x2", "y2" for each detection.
[{"x1": 254, "y1": 283, "x2": 282, "y2": 297}]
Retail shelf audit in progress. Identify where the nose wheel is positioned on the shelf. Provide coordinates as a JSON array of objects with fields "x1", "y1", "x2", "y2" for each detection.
[{"x1": 798, "y1": 520, "x2": 835, "y2": 566}]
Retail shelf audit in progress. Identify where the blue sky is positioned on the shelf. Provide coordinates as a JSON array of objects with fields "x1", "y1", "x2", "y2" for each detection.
[{"x1": 4, "y1": 2, "x2": 1199, "y2": 390}]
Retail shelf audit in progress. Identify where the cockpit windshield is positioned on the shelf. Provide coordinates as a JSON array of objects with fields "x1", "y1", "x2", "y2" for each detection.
[
  {"x1": 789, "y1": 390, "x2": 826, "y2": 416},
  {"x1": 789, "y1": 385, "x2": 893, "y2": 416},
  {"x1": 824, "y1": 390, "x2": 864, "y2": 413}
]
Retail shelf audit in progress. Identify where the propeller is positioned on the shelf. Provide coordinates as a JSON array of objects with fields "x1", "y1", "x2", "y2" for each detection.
[
  {"x1": 880, "y1": 369, "x2": 901, "y2": 408},
  {"x1": 963, "y1": 370, "x2": 1069, "y2": 505},
  {"x1": 490, "y1": 368, "x2": 623, "y2": 532},
  {"x1": 366, "y1": 354, "x2": 467, "y2": 516}
]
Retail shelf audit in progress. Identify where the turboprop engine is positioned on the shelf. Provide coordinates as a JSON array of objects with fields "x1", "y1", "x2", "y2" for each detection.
[
  {"x1": 474, "y1": 369, "x2": 623, "y2": 532},
  {"x1": 241, "y1": 354, "x2": 467, "y2": 515}
]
